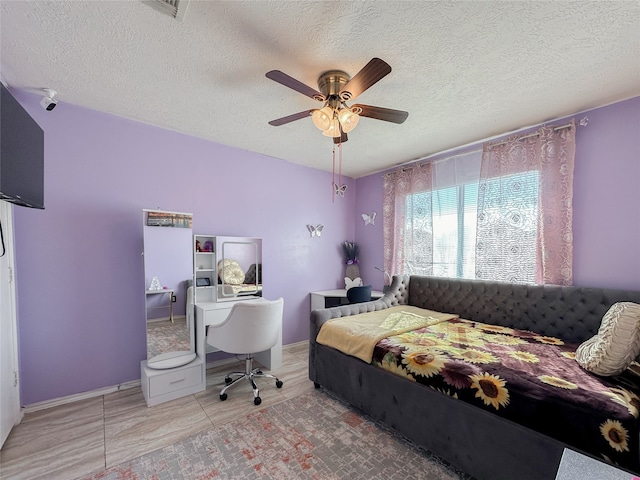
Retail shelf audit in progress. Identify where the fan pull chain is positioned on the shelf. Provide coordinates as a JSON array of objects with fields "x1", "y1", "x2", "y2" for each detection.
[
  {"x1": 332, "y1": 145, "x2": 336, "y2": 203},
  {"x1": 339, "y1": 143, "x2": 343, "y2": 190},
  {"x1": 331, "y1": 142, "x2": 347, "y2": 201}
]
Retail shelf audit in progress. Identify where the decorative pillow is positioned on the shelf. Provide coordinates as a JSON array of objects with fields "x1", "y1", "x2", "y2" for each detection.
[
  {"x1": 244, "y1": 263, "x2": 262, "y2": 284},
  {"x1": 575, "y1": 302, "x2": 640, "y2": 376},
  {"x1": 217, "y1": 259, "x2": 245, "y2": 285}
]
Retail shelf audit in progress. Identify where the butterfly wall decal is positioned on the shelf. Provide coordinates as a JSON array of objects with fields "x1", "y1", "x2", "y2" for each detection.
[
  {"x1": 333, "y1": 183, "x2": 347, "y2": 197},
  {"x1": 362, "y1": 212, "x2": 376, "y2": 226},
  {"x1": 307, "y1": 224, "x2": 324, "y2": 237}
]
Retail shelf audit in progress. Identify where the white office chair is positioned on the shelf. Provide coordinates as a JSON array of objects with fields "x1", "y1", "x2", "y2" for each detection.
[{"x1": 206, "y1": 298, "x2": 284, "y2": 405}]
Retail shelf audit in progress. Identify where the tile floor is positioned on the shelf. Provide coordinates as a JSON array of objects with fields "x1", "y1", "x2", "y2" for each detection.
[{"x1": 0, "y1": 342, "x2": 313, "y2": 480}]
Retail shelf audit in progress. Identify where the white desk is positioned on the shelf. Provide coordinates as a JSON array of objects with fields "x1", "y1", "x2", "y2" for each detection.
[
  {"x1": 310, "y1": 288, "x2": 385, "y2": 311},
  {"x1": 195, "y1": 298, "x2": 282, "y2": 373}
]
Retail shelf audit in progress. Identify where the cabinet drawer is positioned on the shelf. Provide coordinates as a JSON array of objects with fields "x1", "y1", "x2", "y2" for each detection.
[{"x1": 149, "y1": 363, "x2": 202, "y2": 397}]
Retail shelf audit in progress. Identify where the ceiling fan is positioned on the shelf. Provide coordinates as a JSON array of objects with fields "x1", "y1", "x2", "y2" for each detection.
[{"x1": 266, "y1": 58, "x2": 409, "y2": 144}]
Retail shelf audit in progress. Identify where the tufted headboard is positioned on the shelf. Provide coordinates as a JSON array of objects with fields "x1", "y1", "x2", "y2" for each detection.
[{"x1": 393, "y1": 275, "x2": 640, "y2": 344}]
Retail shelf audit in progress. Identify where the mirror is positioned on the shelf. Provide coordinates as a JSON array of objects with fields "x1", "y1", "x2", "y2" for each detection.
[
  {"x1": 216, "y1": 237, "x2": 262, "y2": 302},
  {"x1": 143, "y1": 210, "x2": 196, "y2": 369}
]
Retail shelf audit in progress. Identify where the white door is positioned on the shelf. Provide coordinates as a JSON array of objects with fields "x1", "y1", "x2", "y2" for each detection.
[{"x1": 0, "y1": 201, "x2": 21, "y2": 448}]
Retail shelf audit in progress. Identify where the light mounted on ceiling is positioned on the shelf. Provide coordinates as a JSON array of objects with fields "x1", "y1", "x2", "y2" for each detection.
[
  {"x1": 337, "y1": 107, "x2": 360, "y2": 132},
  {"x1": 312, "y1": 103, "x2": 361, "y2": 136},
  {"x1": 266, "y1": 58, "x2": 409, "y2": 145},
  {"x1": 311, "y1": 106, "x2": 333, "y2": 131},
  {"x1": 309, "y1": 70, "x2": 365, "y2": 139},
  {"x1": 266, "y1": 59, "x2": 409, "y2": 200}
]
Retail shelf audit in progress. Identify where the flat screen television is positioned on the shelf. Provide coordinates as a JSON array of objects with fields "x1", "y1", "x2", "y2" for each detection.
[{"x1": 0, "y1": 83, "x2": 45, "y2": 209}]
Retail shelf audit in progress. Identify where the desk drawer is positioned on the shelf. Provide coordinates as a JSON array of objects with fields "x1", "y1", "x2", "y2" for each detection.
[
  {"x1": 149, "y1": 363, "x2": 202, "y2": 397},
  {"x1": 204, "y1": 306, "x2": 232, "y2": 326}
]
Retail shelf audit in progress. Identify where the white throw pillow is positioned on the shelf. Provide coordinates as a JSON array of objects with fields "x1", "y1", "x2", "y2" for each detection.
[
  {"x1": 218, "y1": 259, "x2": 245, "y2": 285},
  {"x1": 575, "y1": 302, "x2": 640, "y2": 376}
]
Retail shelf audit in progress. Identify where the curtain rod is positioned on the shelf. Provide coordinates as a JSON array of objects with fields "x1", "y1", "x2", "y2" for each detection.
[
  {"x1": 382, "y1": 116, "x2": 589, "y2": 177},
  {"x1": 487, "y1": 117, "x2": 589, "y2": 148},
  {"x1": 391, "y1": 148, "x2": 482, "y2": 173}
]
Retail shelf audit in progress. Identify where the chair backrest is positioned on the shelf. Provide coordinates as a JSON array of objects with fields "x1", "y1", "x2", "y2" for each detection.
[
  {"x1": 206, "y1": 298, "x2": 284, "y2": 355},
  {"x1": 347, "y1": 285, "x2": 372, "y2": 304}
]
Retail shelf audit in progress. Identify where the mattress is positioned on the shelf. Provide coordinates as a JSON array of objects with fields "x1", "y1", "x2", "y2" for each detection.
[{"x1": 368, "y1": 316, "x2": 640, "y2": 471}]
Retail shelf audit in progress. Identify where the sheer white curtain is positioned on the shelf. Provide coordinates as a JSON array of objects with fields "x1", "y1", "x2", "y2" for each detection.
[
  {"x1": 476, "y1": 121, "x2": 576, "y2": 285},
  {"x1": 382, "y1": 151, "x2": 482, "y2": 278}
]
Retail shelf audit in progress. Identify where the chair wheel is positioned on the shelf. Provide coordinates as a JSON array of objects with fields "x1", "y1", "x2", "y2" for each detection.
[
  {"x1": 276, "y1": 380, "x2": 283, "y2": 388},
  {"x1": 220, "y1": 393, "x2": 227, "y2": 401},
  {"x1": 224, "y1": 377, "x2": 232, "y2": 385},
  {"x1": 254, "y1": 396, "x2": 262, "y2": 405}
]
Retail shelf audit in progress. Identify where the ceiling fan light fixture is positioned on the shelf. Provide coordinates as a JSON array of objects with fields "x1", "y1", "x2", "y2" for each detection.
[
  {"x1": 322, "y1": 118, "x2": 341, "y2": 138},
  {"x1": 266, "y1": 58, "x2": 408, "y2": 144},
  {"x1": 338, "y1": 107, "x2": 359, "y2": 133},
  {"x1": 312, "y1": 106, "x2": 333, "y2": 131}
]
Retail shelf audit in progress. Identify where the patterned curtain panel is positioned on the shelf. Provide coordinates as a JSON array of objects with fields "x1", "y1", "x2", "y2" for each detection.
[
  {"x1": 476, "y1": 120, "x2": 576, "y2": 285},
  {"x1": 382, "y1": 165, "x2": 433, "y2": 277}
]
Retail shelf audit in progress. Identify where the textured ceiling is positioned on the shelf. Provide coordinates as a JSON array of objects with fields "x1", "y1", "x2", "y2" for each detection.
[{"x1": 1, "y1": 1, "x2": 639, "y2": 178}]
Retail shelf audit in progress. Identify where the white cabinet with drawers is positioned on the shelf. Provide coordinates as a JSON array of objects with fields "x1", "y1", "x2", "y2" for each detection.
[{"x1": 140, "y1": 356, "x2": 205, "y2": 407}]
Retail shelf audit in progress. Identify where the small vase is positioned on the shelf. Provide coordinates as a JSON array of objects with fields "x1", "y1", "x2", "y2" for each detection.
[{"x1": 345, "y1": 263, "x2": 360, "y2": 281}]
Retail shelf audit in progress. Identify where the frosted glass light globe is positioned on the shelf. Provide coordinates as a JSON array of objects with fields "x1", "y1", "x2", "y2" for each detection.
[
  {"x1": 338, "y1": 108, "x2": 360, "y2": 133},
  {"x1": 311, "y1": 106, "x2": 333, "y2": 131}
]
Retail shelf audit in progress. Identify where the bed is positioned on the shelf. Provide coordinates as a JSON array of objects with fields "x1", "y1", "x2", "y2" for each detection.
[{"x1": 309, "y1": 275, "x2": 640, "y2": 480}]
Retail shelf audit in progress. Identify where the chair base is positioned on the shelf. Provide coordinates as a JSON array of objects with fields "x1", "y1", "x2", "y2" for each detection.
[{"x1": 219, "y1": 354, "x2": 283, "y2": 405}]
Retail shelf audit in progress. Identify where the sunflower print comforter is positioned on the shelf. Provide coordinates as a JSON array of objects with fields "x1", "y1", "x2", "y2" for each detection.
[{"x1": 370, "y1": 317, "x2": 640, "y2": 472}]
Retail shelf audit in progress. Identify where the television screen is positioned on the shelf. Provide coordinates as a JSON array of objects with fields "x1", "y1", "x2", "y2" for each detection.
[{"x1": 0, "y1": 83, "x2": 45, "y2": 209}]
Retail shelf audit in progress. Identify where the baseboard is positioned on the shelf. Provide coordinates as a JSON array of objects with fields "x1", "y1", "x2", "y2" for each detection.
[
  {"x1": 22, "y1": 379, "x2": 142, "y2": 414},
  {"x1": 21, "y1": 355, "x2": 250, "y2": 414},
  {"x1": 285, "y1": 339, "x2": 308, "y2": 349},
  {"x1": 21, "y1": 341, "x2": 308, "y2": 414},
  {"x1": 147, "y1": 314, "x2": 187, "y2": 324}
]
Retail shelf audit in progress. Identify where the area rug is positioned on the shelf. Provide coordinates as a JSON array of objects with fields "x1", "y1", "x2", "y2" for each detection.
[{"x1": 84, "y1": 391, "x2": 473, "y2": 480}]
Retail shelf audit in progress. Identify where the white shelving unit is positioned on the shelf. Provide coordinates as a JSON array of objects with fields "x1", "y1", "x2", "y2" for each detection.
[{"x1": 194, "y1": 234, "x2": 217, "y2": 304}]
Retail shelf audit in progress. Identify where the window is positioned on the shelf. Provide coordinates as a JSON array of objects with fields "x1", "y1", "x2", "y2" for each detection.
[
  {"x1": 404, "y1": 183, "x2": 476, "y2": 278},
  {"x1": 384, "y1": 123, "x2": 575, "y2": 286},
  {"x1": 402, "y1": 171, "x2": 539, "y2": 282}
]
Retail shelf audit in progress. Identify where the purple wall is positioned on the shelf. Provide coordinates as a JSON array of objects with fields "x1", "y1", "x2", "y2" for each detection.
[
  {"x1": 355, "y1": 97, "x2": 640, "y2": 292},
  {"x1": 11, "y1": 90, "x2": 355, "y2": 405},
  {"x1": 354, "y1": 173, "x2": 385, "y2": 289},
  {"x1": 11, "y1": 91, "x2": 639, "y2": 406},
  {"x1": 571, "y1": 98, "x2": 640, "y2": 289}
]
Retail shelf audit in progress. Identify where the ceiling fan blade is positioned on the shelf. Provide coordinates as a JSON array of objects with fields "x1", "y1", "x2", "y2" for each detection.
[
  {"x1": 339, "y1": 58, "x2": 392, "y2": 101},
  {"x1": 353, "y1": 104, "x2": 409, "y2": 124},
  {"x1": 268, "y1": 109, "x2": 314, "y2": 126},
  {"x1": 266, "y1": 70, "x2": 325, "y2": 101}
]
